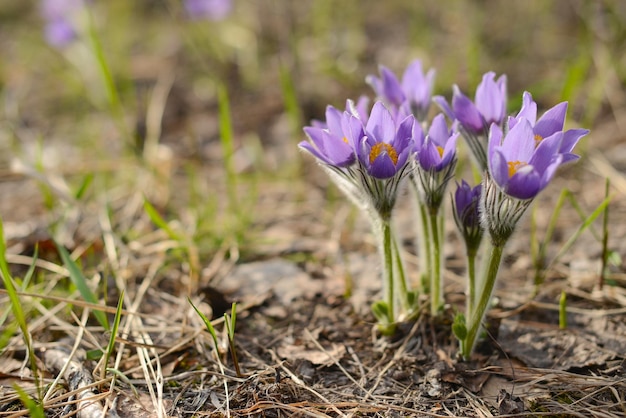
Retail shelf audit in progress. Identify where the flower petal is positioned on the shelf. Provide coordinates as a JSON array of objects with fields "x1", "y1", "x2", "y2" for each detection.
[
  {"x1": 516, "y1": 91, "x2": 537, "y2": 125},
  {"x1": 490, "y1": 148, "x2": 510, "y2": 190},
  {"x1": 369, "y1": 153, "x2": 398, "y2": 179},
  {"x1": 452, "y1": 85, "x2": 484, "y2": 133},
  {"x1": 366, "y1": 102, "x2": 396, "y2": 143},
  {"x1": 529, "y1": 132, "x2": 562, "y2": 174},
  {"x1": 380, "y1": 66, "x2": 405, "y2": 106},
  {"x1": 560, "y1": 128, "x2": 588, "y2": 154},
  {"x1": 418, "y1": 138, "x2": 441, "y2": 170},
  {"x1": 534, "y1": 102, "x2": 568, "y2": 139},
  {"x1": 507, "y1": 165, "x2": 541, "y2": 199},
  {"x1": 428, "y1": 113, "x2": 449, "y2": 146},
  {"x1": 325, "y1": 105, "x2": 344, "y2": 136},
  {"x1": 433, "y1": 95, "x2": 454, "y2": 121},
  {"x1": 501, "y1": 118, "x2": 535, "y2": 162},
  {"x1": 475, "y1": 72, "x2": 505, "y2": 125}
]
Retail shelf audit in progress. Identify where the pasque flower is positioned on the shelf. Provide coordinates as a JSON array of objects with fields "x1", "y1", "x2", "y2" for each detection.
[
  {"x1": 366, "y1": 60, "x2": 436, "y2": 121},
  {"x1": 300, "y1": 105, "x2": 362, "y2": 168},
  {"x1": 488, "y1": 118, "x2": 567, "y2": 201},
  {"x1": 434, "y1": 71, "x2": 506, "y2": 171},
  {"x1": 358, "y1": 101, "x2": 415, "y2": 180},
  {"x1": 417, "y1": 114, "x2": 459, "y2": 172},
  {"x1": 453, "y1": 181, "x2": 482, "y2": 242},
  {"x1": 435, "y1": 72, "x2": 507, "y2": 135}
]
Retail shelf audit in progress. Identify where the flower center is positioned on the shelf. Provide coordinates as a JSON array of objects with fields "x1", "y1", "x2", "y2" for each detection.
[
  {"x1": 534, "y1": 134, "x2": 543, "y2": 147},
  {"x1": 369, "y1": 142, "x2": 398, "y2": 165},
  {"x1": 436, "y1": 145, "x2": 444, "y2": 158},
  {"x1": 342, "y1": 136, "x2": 349, "y2": 144},
  {"x1": 507, "y1": 160, "x2": 527, "y2": 177}
]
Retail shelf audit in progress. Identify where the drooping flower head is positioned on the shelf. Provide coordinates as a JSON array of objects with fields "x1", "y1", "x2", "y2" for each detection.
[
  {"x1": 185, "y1": 0, "x2": 233, "y2": 20},
  {"x1": 366, "y1": 59, "x2": 436, "y2": 122},
  {"x1": 358, "y1": 101, "x2": 415, "y2": 179},
  {"x1": 417, "y1": 114, "x2": 459, "y2": 172},
  {"x1": 300, "y1": 105, "x2": 362, "y2": 168},
  {"x1": 40, "y1": 0, "x2": 86, "y2": 47},
  {"x1": 508, "y1": 92, "x2": 589, "y2": 164}
]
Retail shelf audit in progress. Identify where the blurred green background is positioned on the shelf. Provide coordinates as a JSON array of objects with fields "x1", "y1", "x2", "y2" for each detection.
[{"x1": 0, "y1": 0, "x2": 624, "y2": 259}]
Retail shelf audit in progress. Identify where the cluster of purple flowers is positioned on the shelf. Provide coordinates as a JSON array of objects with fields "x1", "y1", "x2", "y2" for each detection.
[
  {"x1": 299, "y1": 58, "x2": 588, "y2": 348},
  {"x1": 301, "y1": 59, "x2": 587, "y2": 233}
]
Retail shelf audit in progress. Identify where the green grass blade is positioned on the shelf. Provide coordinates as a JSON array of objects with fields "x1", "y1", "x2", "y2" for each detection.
[
  {"x1": 600, "y1": 178, "x2": 610, "y2": 288},
  {"x1": 55, "y1": 242, "x2": 109, "y2": 330},
  {"x1": 550, "y1": 195, "x2": 612, "y2": 267},
  {"x1": 217, "y1": 82, "x2": 238, "y2": 217},
  {"x1": 143, "y1": 198, "x2": 182, "y2": 241},
  {"x1": 74, "y1": 173, "x2": 94, "y2": 200},
  {"x1": 102, "y1": 290, "x2": 124, "y2": 380},
  {"x1": 188, "y1": 297, "x2": 219, "y2": 350},
  {"x1": 0, "y1": 246, "x2": 39, "y2": 329},
  {"x1": 0, "y1": 217, "x2": 40, "y2": 397},
  {"x1": 13, "y1": 384, "x2": 45, "y2": 418}
]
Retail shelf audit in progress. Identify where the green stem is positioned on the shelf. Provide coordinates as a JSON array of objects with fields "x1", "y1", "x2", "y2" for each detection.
[
  {"x1": 392, "y1": 236, "x2": 410, "y2": 313},
  {"x1": 382, "y1": 220, "x2": 395, "y2": 325},
  {"x1": 429, "y1": 208, "x2": 443, "y2": 316},
  {"x1": 466, "y1": 249, "x2": 477, "y2": 320},
  {"x1": 418, "y1": 202, "x2": 432, "y2": 294},
  {"x1": 462, "y1": 243, "x2": 504, "y2": 360}
]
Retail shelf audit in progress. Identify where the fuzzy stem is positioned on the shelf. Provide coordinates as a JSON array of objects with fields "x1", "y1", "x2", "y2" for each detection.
[
  {"x1": 428, "y1": 208, "x2": 443, "y2": 316},
  {"x1": 392, "y1": 236, "x2": 410, "y2": 313},
  {"x1": 462, "y1": 242, "x2": 504, "y2": 360},
  {"x1": 466, "y1": 248, "x2": 477, "y2": 319},
  {"x1": 418, "y1": 202, "x2": 432, "y2": 294},
  {"x1": 382, "y1": 219, "x2": 395, "y2": 325}
]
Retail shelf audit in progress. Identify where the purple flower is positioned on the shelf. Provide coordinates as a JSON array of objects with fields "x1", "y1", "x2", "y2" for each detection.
[
  {"x1": 40, "y1": 0, "x2": 84, "y2": 47},
  {"x1": 358, "y1": 102, "x2": 415, "y2": 179},
  {"x1": 417, "y1": 114, "x2": 459, "y2": 172},
  {"x1": 434, "y1": 72, "x2": 507, "y2": 135},
  {"x1": 366, "y1": 59, "x2": 436, "y2": 121},
  {"x1": 509, "y1": 92, "x2": 589, "y2": 164},
  {"x1": 454, "y1": 181, "x2": 482, "y2": 228},
  {"x1": 300, "y1": 105, "x2": 363, "y2": 168},
  {"x1": 488, "y1": 118, "x2": 566, "y2": 200},
  {"x1": 185, "y1": 0, "x2": 232, "y2": 20}
]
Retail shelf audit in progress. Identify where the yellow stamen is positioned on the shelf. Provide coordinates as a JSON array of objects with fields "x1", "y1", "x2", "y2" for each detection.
[
  {"x1": 534, "y1": 134, "x2": 543, "y2": 147},
  {"x1": 369, "y1": 143, "x2": 398, "y2": 165},
  {"x1": 436, "y1": 145, "x2": 444, "y2": 158},
  {"x1": 507, "y1": 161, "x2": 526, "y2": 177},
  {"x1": 342, "y1": 136, "x2": 349, "y2": 144}
]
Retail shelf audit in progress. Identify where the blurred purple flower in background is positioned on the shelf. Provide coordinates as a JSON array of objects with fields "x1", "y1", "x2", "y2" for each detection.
[
  {"x1": 366, "y1": 60, "x2": 436, "y2": 122},
  {"x1": 185, "y1": 0, "x2": 233, "y2": 20},
  {"x1": 40, "y1": 0, "x2": 85, "y2": 47}
]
